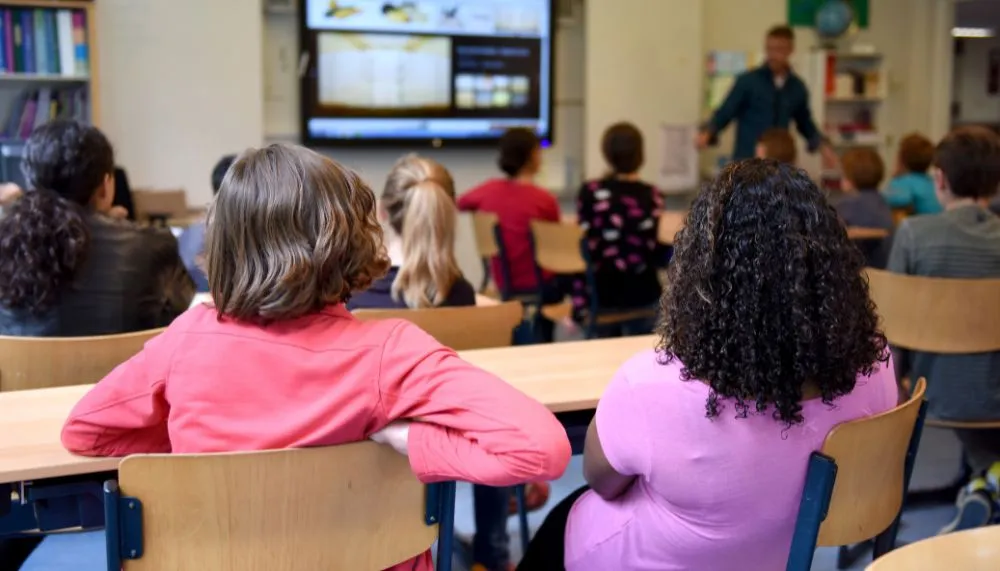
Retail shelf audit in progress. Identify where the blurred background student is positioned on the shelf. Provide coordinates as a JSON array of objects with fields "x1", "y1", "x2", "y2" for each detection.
[
  {"x1": 884, "y1": 133, "x2": 942, "y2": 215},
  {"x1": 178, "y1": 155, "x2": 236, "y2": 293},
  {"x1": 755, "y1": 128, "x2": 798, "y2": 165},
  {"x1": 573, "y1": 122, "x2": 662, "y2": 335}
]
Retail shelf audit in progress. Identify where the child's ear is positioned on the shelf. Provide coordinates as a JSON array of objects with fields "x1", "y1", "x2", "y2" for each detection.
[{"x1": 754, "y1": 144, "x2": 767, "y2": 159}]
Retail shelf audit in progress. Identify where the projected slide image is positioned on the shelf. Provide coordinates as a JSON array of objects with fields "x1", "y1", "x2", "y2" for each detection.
[
  {"x1": 317, "y1": 32, "x2": 452, "y2": 115},
  {"x1": 455, "y1": 74, "x2": 530, "y2": 110}
]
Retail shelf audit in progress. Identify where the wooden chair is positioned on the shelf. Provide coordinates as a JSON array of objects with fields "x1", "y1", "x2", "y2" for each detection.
[
  {"x1": 864, "y1": 524, "x2": 1000, "y2": 571},
  {"x1": 786, "y1": 379, "x2": 928, "y2": 571},
  {"x1": 0, "y1": 328, "x2": 164, "y2": 392},
  {"x1": 530, "y1": 220, "x2": 657, "y2": 339},
  {"x1": 102, "y1": 442, "x2": 455, "y2": 571},
  {"x1": 353, "y1": 301, "x2": 523, "y2": 351},
  {"x1": 866, "y1": 268, "x2": 1000, "y2": 430},
  {"x1": 132, "y1": 189, "x2": 190, "y2": 227},
  {"x1": 470, "y1": 212, "x2": 501, "y2": 294},
  {"x1": 657, "y1": 210, "x2": 687, "y2": 246}
]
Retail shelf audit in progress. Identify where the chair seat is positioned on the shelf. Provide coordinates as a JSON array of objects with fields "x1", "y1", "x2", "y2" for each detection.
[{"x1": 540, "y1": 301, "x2": 572, "y2": 322}]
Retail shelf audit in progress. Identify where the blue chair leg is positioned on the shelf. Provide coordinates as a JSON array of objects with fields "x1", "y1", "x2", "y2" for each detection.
[
  {"x1": 872, "y1": 401, "x2": 929, "y2": 559},
  {"x1": 786, "y1": 453, "x2": 838, "y2": 571},
  {"x1": 435, "y1": 481, "x2": 457, "y2": 571},
  {"x1": 514, "y1": 484, "x2": 530, "y2": 554},
  {"x1": 102, "y1": 481, "x2": 121, "y2": 571}
]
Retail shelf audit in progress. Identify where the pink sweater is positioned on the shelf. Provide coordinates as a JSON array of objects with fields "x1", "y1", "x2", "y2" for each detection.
[{"x1": 62, "y1": 304, "x2": 571, "y2": 571}]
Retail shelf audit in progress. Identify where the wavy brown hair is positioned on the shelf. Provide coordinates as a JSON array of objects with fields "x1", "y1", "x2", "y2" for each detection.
[
  {"x1": 657, "y1": 159, "x2": 887, "y2": 425},
  {"x1": 205, "y1": 144, "x2": 389, "y2": 322}
]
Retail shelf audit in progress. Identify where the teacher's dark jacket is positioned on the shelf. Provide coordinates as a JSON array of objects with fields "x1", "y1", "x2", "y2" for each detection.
[{"x1": 707, "y1": 65, "x2": 823, "y2": 160}]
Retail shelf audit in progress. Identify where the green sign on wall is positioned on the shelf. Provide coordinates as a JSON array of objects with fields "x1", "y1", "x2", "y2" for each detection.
[{"x1": 787, "y1": 0, "x2": 869, "y2": 29}]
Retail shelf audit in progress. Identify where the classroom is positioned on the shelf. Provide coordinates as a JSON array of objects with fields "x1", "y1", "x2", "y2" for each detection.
[{"x1": 1, "y1": 0, "x2": 999, "y2": 569}]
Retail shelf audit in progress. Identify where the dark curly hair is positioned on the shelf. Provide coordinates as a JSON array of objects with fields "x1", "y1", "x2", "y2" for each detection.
[
  {"x1": 0, "y1": 190, "x2": 89, "y2": 314},
  {"x1": 22, "y1": 119, "x2": 115, "y2": 206},
  {"x1": 657, "y1": 159, "x2": 887, "y2": 425}
]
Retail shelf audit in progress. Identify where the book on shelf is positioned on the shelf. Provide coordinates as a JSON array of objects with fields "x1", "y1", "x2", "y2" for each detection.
[
  {"x1": 1, "y1": 86, "x2": 88, "y2": 139},
  {"x1": 0, "y1": 6, "x2": 88, "y2": 77}
]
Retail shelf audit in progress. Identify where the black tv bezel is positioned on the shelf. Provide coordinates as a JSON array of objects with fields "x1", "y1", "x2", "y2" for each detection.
[{"x1": 297, "y1": 0, "x2": 556, "y2": 148}]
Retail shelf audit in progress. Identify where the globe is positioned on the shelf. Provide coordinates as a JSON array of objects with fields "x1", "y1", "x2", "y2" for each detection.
[{"x1": 815, "y1": 0, "x2": 853, "y2": 38}]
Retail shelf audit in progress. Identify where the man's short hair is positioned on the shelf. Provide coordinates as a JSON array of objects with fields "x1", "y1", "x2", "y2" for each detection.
[{"x1": 767, "y1": 25, "x2": 795, "y2": 42}]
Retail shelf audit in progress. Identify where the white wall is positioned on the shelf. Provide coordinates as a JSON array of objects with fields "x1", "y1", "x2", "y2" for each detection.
[
  {"x1": 954, "y1": 36, "x2": 1000, "y2": 124},
  {"x1": 95, "y1": 0, "x2": 264, "y2": 206}
]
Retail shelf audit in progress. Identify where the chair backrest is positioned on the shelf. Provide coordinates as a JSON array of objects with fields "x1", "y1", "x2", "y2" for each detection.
[
  {"x1": 817, "y1": 378, "x2": 927, "y2": 546},
  {"x1": 132, "y1": 189, "x2": 188, "y2": 220},
  {"x1": 658, "y1": 210, "x2": 687, "y2": 245},
  {"x1": 0, "y1": 328, "x2": 164, "y2": 391},
  {"x1": 117, "y1": 442, "x2": 439, "y2": 570},
  {"x1": 846, "y1": 227, "x2": 890, "y2": 241},
  {"x1": 529, "y1": 220, "x2": 586, "y2": 274},
  {"x1": 866, "y1": 268, "x2": 1000, "y2": 353},
  {"x1": 354, "y1": 301, "x2": 523, "y2": 350},
  {"x1": 471, "y1": 212, "x2": 500, "y2": 258},
  {"x1": 864, "y1": 524, "x2": 1000, "y2": 571}
]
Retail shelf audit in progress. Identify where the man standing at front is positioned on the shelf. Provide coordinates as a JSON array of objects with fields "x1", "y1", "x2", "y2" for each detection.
[{"x1": 697, "y1": 25, "x2": 837, "y2": 163}]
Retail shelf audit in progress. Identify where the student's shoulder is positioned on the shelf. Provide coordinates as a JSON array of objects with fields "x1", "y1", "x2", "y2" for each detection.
[
  {"x1": 616, "y1": 349, "x2": 683, "y2": 389},
  {"x1": 447, "y1": 277, "x2": 477, "y2": 307}
]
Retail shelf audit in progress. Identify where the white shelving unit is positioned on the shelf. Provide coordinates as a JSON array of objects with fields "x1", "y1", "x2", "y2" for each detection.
[{"x1": 796, "y1": 47, "x2": 887, "y2": 182}]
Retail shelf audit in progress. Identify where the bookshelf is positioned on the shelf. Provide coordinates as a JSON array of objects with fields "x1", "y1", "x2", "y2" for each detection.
[
  {"x1": 796, "y1": 46, "x2": 888, "y2": 183},
  {"x1": 0, "y1": 0, "x2": 97, "y2": 144}
]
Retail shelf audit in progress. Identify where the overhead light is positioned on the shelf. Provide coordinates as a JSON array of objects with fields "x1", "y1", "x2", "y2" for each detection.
[{"x1": 952, "y1": 27, "x2": 996, "y2": 38}]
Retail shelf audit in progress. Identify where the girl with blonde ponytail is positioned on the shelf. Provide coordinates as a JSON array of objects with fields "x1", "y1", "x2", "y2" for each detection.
[{"x1": 348, "y1": 154, "x2": 476, "y2": 309}]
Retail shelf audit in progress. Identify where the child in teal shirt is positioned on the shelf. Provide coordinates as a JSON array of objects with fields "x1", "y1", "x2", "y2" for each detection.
[{"x1": 883, "y1": 133, "x2": 942, "y2": 215}]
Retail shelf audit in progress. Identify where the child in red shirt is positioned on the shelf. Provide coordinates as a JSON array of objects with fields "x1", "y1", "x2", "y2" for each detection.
[
  {"x1": 458, "y1": 128, "x2": 560, "y2": 295},
  {"x1": 58, "y1": 144, "x2": 571, "y2": 571}
]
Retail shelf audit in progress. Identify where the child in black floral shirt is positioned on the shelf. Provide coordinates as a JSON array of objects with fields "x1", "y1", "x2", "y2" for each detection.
[{"x1": 574, "y1": 123, "x2": 663, "y2": 332}]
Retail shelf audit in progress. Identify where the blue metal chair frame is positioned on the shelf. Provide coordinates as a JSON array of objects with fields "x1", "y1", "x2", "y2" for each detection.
[
  {"x1": 785, "y1": 400, "x2": 928, "y2": 571},
  {"x1": 103, "y1": 480, "x2": 458, "y2": 571}
]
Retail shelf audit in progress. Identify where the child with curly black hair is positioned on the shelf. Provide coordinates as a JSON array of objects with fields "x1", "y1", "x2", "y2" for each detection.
[{"x1": 518, "y1": 159, "x2": 896, "y2": 571}]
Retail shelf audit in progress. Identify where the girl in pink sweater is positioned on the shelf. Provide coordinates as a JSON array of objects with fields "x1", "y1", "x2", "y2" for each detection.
[{"x1": 59, "y1": 144, "x2": 571, "y2": 571}]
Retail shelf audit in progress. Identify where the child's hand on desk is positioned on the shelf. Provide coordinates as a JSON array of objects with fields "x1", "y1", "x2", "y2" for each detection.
[{"x1": 370, "y1": 421, "x2": 411, "y2": 456}]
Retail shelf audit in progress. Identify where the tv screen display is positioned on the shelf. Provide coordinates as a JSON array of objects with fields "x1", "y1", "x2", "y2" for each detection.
[{"x1": 300, "y1": 0, "x2": 554, "y2": 146}]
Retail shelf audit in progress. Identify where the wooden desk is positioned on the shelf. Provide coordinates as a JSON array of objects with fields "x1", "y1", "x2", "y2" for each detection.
[{"x1": 0, "y1": 335, "x2": 655, "y2": 485}]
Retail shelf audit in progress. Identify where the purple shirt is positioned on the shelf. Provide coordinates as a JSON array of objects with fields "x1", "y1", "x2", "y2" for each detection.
[{"x1": 565, "y1": 350, "x2": 897, "y2": 571}]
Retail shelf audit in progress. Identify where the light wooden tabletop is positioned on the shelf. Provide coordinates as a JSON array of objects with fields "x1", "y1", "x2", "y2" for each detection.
[{"x1": 0, "y1": 335, "x2": 655, "y2": 484}]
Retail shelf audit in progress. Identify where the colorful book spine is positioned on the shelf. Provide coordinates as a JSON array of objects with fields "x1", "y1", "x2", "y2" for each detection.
[
  {"x1": 0, "y1": 10, "x2": 7, "y2": 73},
  {"x1": 56, "y1": 10, "x2": 72, "y2": 76},
  {"x1": 33, "y1": 88, "x2": 51, "y2": 130},
  {"x1": 43, "y1": 10, "x2": 59, "y2": 74},
  {"x1": 18, "y1": 91, "x2": 37, "y2": 138},
  {"x1": 20, "y1": 9, "x2": 33, "y2": 73},
  {"x1": 4, "y1": 10, "x2": 14, "y2": 74},
  {"x1": 33, "y1": 10, "x2": 46, "y2": 75},
  {"x1": 12, "y1": 11, "x2": 23, "y2": 73},
  {"x1": 71, "y1": 10, "x2": 87, "y2": 76}
]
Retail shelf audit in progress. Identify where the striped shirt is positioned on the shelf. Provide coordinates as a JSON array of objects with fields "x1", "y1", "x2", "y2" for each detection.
[{"x1": 886, "y1": 205, "x2": 1000, "y2": 420}]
